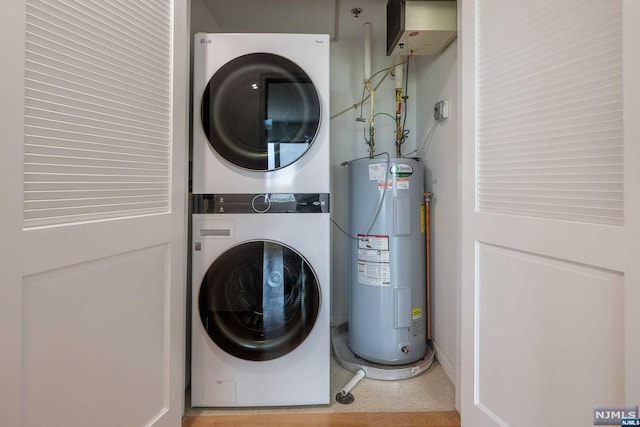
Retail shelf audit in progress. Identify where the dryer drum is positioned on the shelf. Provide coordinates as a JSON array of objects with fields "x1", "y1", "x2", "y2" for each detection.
[
  {"x1": 201, "y1": 53, "x2": 321, "y2": 171},
  {"x1": 199, "y1": 240, "x2": 321, "y2": 361}
]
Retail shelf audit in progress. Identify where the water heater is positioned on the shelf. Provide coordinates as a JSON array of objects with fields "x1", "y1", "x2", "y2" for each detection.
[{"x1": 348, "y1": 157, "x2": 426, "y2": 365}]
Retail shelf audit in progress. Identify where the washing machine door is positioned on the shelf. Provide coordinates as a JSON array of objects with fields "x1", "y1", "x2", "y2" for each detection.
[
  {"x1": 201, "y1": 53, "x2": 321, "y2": 171},
  {"x1": 199, "y1": 240, "x2": 321, "y2": 361}
]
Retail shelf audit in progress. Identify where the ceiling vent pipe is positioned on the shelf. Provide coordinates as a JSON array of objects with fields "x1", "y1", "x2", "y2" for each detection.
[
  {"x1": 363, "y1": 22, "x2": 375, "y2": 158},
  {"x1": 364, "y1": 22, "x2": 372, "y2": 81}
]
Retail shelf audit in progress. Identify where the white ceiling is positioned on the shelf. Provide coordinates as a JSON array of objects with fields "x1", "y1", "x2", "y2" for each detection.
[{"x1": 202, "y1": 0, "x2": 389, "y2": 41}]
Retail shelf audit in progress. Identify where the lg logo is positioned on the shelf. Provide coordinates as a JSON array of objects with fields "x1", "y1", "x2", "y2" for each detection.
[{"x1": 200, "y1": 39, "x2": 212, "y2": 44}]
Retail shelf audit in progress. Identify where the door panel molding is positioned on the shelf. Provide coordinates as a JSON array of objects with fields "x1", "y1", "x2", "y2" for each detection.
[
  {"x1": 623, "y1": 0, "x2": 640, "y2": 403},
  {"x1": 475, "y1": 243, "x2": 624, "y2": 426},
  {"x1": 474, "y1": 213, "x2": 624, "y2": 272}
]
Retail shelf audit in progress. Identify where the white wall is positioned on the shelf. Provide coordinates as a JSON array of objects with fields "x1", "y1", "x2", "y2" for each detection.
[
  {"x1": 189, "y1": 0, "x2": 220, "y2": 121},
  {"x1": 190, "y1": 0, "x2": 221, "y2": 34},
  {"x1": 414, "y1": 40, "x2": 458, "y2": 384},
  {"x1": 189, "y1": 0, "x2": 220, "y2": 165},
  {"x1": 329, "y1": 38, "x2": 417, "y2": 325}
]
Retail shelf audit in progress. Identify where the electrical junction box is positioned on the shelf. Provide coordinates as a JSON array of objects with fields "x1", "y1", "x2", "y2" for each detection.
[
  {"x1": 386, "y1": 0, "x2": 457, "y2": 56},
  {"x1": 434, "y1": 100, "x2": 449, "y2": 120}
]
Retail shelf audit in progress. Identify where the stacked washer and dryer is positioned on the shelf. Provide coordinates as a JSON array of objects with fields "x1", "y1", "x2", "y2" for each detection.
[{"x1": 191, "y1": 33, "x2": 331, "y2": 407}]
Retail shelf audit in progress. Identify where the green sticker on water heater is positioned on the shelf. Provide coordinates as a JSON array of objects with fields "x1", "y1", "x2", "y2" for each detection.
[{"x1": 390, "y1": 164, "x2": 414, "y2": 178}]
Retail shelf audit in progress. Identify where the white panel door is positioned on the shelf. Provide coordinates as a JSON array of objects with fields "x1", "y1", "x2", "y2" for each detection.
[
  {"x1": 0, "y1": 1, "x2": 189, "y2": 427},
  {"x1": 460, "y1": 1, "x2": 640, "y2": 426}
]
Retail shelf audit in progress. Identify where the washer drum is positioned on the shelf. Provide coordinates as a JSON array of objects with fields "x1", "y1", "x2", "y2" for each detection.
[{"x1": 348, "y1": 157, "x2": 427, "y2": 365}]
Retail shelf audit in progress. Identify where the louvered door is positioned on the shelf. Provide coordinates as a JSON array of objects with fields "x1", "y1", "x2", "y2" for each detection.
[
  {"x1": 23, "y1": 0, "x2": 173, "y2": 227},
  {"x1": 0, "y1": 1, "x2": 189, "y2": 426},
  {"x1": 460, "y1": 0, "x2": 639, "y2": 426}
]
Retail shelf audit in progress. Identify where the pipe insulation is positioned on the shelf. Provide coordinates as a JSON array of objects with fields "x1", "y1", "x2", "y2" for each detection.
[{"x1": 363, "y1": 23, "x2": 372, "y2": 81}]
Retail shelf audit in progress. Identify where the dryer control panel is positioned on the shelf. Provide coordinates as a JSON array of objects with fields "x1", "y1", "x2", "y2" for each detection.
[{"x1": 193, "y1": 193, "x2": 330, "y2": 214}]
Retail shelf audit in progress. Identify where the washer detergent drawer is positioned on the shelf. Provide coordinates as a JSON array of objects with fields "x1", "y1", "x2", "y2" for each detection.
[{"x1": 196, "y1": 219, "x2": 234, "y2": 240}]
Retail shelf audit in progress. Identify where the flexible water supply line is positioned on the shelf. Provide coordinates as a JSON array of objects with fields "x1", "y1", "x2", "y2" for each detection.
[{"x1": 335, "y1": 368, "x2": 366, "y2": 404}]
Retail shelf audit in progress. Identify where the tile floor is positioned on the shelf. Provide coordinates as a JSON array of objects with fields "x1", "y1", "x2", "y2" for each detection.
[{"x1": 185, "y1": 353, "x2": 455, "y2": 416}]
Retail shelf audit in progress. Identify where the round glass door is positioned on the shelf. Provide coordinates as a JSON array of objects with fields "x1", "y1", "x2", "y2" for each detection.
[
  {"x1": 201, "y1": 53, "x2": 321, "y2": 171},
  {"x1": 199, "y1": 240, "x2": 321, "y2": 361}
]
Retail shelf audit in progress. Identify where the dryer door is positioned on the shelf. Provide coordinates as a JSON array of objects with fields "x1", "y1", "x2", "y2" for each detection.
[
  {"x1": 199, "y1": 240, "x2": 321, "y2": 361},
  {"x1": 201, "y1": 53, "x2": 321, "y2": 171}
]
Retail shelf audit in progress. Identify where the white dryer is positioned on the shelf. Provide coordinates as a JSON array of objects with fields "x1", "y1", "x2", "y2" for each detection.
[
  {"x1": 191, "y1": 194, "x2": 330, "y2": 407},
  {"x1": 192, "y1": 33, "x2": 330, "y2": 194}
]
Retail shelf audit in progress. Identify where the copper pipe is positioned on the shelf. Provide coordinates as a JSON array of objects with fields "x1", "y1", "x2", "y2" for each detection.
[
  {"x1": 395, "y1": 88, "x2": 402, "y2": 157},
  {"x1": 424, "y1": 192, "x2": 433, "y2": 341}
]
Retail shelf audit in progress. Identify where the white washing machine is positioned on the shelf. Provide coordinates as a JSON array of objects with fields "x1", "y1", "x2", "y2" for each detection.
[
  {"x1": 191, "y1": 194, "x2": 330, "y2": 407},
  {"x1": 192, "y1": 33, "x2": 330, "y2": 194}
]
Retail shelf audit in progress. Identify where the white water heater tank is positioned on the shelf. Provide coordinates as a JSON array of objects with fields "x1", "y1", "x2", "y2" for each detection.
[{"x1": 348, "y1": 157, "x2": 427, "y2": 365}]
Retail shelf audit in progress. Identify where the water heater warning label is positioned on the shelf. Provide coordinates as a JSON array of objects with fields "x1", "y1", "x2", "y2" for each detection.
[
  {"x1": 357, "y1": 261, "x2": 391, "y2": 286},
  {"x1": 358, "y1": 248, "x2": 390, "y2": 263},
  {"x1": 395, "y1": 177, "x2": 410, "y2": 190},
  {"x1": 358, "y1": 234, "x2": 389, "y2": 251},
  {"x1": 368, "y1": 163, "x2": 386, "y2": 180},
  {"x1": 357, "y1": 235, "x2": 390, "y2": 286}
]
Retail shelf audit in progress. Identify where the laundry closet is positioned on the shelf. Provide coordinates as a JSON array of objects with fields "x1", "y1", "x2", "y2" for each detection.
[
  {"x1": 0, "y1": 1, "x2": 636, "y2": 426},
  {"x1": 187, "y1": 0, "x2": 460, "y2": 413},
  {"x1": 186, "y1": 1, "x2": 639, "y2": 424}
]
